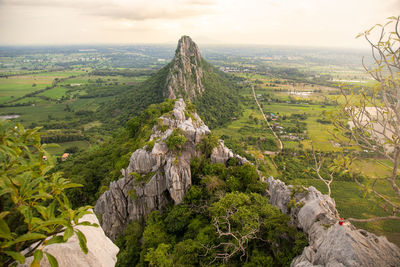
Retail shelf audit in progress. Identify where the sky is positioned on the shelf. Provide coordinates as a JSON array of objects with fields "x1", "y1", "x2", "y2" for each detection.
[{"x1": 0, "y1": 0, "x2": 398, "y2": 48}]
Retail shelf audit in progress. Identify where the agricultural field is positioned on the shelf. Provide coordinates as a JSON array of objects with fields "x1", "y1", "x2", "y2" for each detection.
[
  {"x1": 0, "y1": 66, "x2": 150, "y2": 154},
  {"x1": 214, "y1": 72, "x2": 400, "y2": 245},
  {"x1": 44, "y1": 140, "x2": 91, "y2": 156}
]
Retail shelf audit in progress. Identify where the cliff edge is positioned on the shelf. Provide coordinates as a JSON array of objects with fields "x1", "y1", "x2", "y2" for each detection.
[{"x1": 267, "y1": 177, "x2": 400, "y2": 267}]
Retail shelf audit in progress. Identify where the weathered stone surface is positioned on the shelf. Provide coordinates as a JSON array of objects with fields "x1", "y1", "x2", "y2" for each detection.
[
  {"x1": 95, "y1": 99, "x2": 245, "y2": 240},
  {"x1": 211, "y1": 140, "x2": 248, "y2": 165},
  {"x1": 129, "y1": 149, "x2": 155, "y2": 174},
  {"x1": 165, "y1": 36, "x2": 205, "y2": 100},
  {"x1": 267, "y1": 177, "x2": 400, "y2": 267},
  {"x1": 19, "y1": 211, "x2": 118, "y2": 267}
]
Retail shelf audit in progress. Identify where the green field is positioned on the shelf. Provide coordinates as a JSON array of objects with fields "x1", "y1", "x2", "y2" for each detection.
[
  {"x1": 44, "y1": 140, "x2": 90, "y2": 156},
  {"x1": 0, "y1": 76, "x2": 51, "y2": 103},
  {"x1": 0, "y1": 102, "x2": 67, "y2": 124},
  {"x1": 38, "y1": 86, "x2": 68, "y2": 99},
  {"x1": 0, "y1": 70, "x2": 87, "y2": 104}
]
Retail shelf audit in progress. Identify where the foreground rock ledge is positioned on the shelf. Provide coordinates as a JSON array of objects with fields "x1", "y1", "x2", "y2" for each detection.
[
  {"x1": 19, "y1": 210, "x2": 119, "y2": 267},
  {"x1": 267, "y1": 177, "x2": 400, "y2": 267}
]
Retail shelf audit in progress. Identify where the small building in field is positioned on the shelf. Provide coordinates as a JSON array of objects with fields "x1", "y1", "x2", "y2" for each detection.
[{"x1": 62, "y1": 153, "x2": 70, "y2": 161}]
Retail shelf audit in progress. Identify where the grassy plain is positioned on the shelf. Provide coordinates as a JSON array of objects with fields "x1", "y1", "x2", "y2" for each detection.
[
  {"x1": 0, "y1": 70, "x2": 88, "y2": 103},
  {"x1": 44, "y1": 140, "x2": 90, "y2": 155},
  {"x1": 0, "y1": 70, "x2": 144, "y2": 156},
  {"x1": 38, "y1": 86, "x2": 68, "y2": 99},
  {"x1": 0, "y1": 103, "x2": 67, "y2": 124}
]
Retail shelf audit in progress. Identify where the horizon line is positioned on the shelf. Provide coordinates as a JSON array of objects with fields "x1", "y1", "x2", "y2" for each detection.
[{"x1": 0, "y1": 42, "x2": 368, "y2": 51}]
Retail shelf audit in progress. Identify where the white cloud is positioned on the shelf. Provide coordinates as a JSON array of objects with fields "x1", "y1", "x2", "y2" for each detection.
[{"x1": 0, "y1": 0, "x2": 397, "y2": 47}]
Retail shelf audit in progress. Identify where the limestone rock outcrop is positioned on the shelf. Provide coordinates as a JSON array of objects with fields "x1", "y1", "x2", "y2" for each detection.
[
  {"x1": 19, "y1": 210, "x2": 119, "y2": 267},
  {"x1": 165, "y1": 36, "x2": 205, "y2": 100},
  {"x1": 267, "y1": 177, "x2": 400, "y2": 267},
  {"x1": 95, "y1": 99, "x2": 246, "y2": 240}
]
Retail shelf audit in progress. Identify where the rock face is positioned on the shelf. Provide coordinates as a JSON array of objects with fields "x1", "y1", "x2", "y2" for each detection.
[
  {"x1": 267, "y1": 177, "x2": 400, "y2": 267},
  {"x1": 95, "y1": 99, "x2": 246, "y2": 240},
  {"x1": 20, "y1": 210, "x2": 119, "y2": 267},
  {"x1": 165, "y1": 36, "x2": 205, "y2": 100}
]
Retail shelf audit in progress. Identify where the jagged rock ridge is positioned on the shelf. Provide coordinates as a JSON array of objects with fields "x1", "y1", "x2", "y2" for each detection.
[
  {"x1": 267, "y1": 177, "x2": 400, "y2": 267},
  {"x1": 165, "y1": 36, "x2": 205, "y2": 100},
  {"x1": 94, "y1": 99, "x2": 247, "y2": 240}
]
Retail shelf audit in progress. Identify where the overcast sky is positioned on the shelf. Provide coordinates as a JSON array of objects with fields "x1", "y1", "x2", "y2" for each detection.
[{"x1": 0, "y1": 0, "x2": 398, "y2": 48}]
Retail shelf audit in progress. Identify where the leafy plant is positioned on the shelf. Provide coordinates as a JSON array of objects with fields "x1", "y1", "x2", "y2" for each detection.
[
  {"x1": 165, "y1": 128, "x2": 187, "y2": 152},
  {"x1": 331, "y1": 16, "x2": 400, "y2": 222},
  {"x1": 0, "y1": 121, "x2": 96, "y2": 266}
]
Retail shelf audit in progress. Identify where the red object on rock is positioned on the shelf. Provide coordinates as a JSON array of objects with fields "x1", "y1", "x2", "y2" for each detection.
[{"x1": 339, "y1": 218, "x2": 344, "y2": 226}]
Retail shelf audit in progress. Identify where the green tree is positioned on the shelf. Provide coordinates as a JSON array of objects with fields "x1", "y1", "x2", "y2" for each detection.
[
  {"x1": 332, "y1": 16, "x2": 400, "y2": 222},
  {"x1": 115, "y1": 220, "x2": 143, "y2": 267},
  {"x1": 0, "y1": 121, "x2": 96, "y2": 266},
  {"x1": 207, "y1": 192, "x2": 304, "y2": 265},
  {"x1": 197, "y1": 132, "x2": 219, "y2": 157},
  {"x1": 165, "y1": 128, "x2": 187, "y2": 151},
  {"x1": 144, "y1": 243, "x2": 173, "y2": 267}
]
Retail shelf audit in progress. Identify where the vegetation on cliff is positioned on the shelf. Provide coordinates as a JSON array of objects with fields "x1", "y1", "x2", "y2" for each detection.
[
  {"x1": 98, "y1": 36, "x2": 242, "y2": 129},
  {"x1": 59, "y1": 97, "x2": 307, "y2": 266},
  {"x1": 195, "y1": 59, "x2": 243, "y2": 128},
  {"x1": 58, "y1": 100, "x2": 176, "y2": 208},
  {"x1": 115, "y1": 157, "x2": 307, "y2": 266}
]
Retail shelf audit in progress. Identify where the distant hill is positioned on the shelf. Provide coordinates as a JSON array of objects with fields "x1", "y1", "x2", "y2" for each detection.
[{"x1": 101, "y1": 36, "x2": 242, "y2": 128}]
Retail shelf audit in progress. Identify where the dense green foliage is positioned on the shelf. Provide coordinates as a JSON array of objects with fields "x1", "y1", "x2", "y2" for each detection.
[
  {"x1": 165, "y1": 128, "x2": 187, "y2": 151},
  {"x1": 100, "y1": 64, "x2": 172, "y2": 125},
  {"x1": 115, "y1": 157, "x2": 307, "y2": 266},
  {"x1": 98, "y1": 57, "x2": 243, "y2": 129},
  {"x1": 195, "y1": 59, "x2": 243, "y2": 128},
  {"x1": 0, "y1": 121, "x2": 96, "y2": 266},
  {"x1": 91, "y1": 69, "x2": 155, "y2": 77}
]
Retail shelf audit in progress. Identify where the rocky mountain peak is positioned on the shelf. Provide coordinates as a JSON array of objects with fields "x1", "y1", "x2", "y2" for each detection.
[
  {"x1": 176, "y1": 35, "x2": 202, "y2": 63},
  {"x1": 165, "y1": 36, "x2": 205, "y2": 100}
]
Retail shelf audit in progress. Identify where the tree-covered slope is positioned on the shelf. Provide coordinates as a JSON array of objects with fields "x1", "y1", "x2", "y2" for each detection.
[
  {"x1": 195, "y1": 59, "x2": 242, "y2": 128},
  {"x1": 99, "y1": 63, "x2": 172, "y2": 126}
]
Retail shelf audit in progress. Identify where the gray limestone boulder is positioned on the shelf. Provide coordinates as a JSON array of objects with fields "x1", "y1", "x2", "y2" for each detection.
[
  {"x1": 19, "y1": 211, "x2": 118, "y2": 267},
  {"x1": 267, "y1": 177, "x2": 400, "y2": 267},
  {"x1": 211, "y1": 140, "x2": 248, "y2": 165}
]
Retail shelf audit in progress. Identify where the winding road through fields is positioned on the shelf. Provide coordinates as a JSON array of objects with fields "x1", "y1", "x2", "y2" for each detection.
[{"x1": 251, "y1": 85, "x2": 283, "y2": 153}]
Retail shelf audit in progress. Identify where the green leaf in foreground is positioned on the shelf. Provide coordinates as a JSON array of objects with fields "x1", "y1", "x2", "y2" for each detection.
[
  {"x1": 4, "y1": 251, "x2": 25, "y2": 264},
  {"x1": 32, "y1": 249, "x2": 43, "y2": 267},
  {"x1": 45, "y1": 252, "x2": 59, "y2": 267},
  {"x1": 63, "y1": 227, "x2": 74, "y2": 241},
  {"x1": 46, "y1": 236, "x2": 65, "y2": 246},
  {"x1": 75, "y1": 229, "x2": 88, "y2": 254}
]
